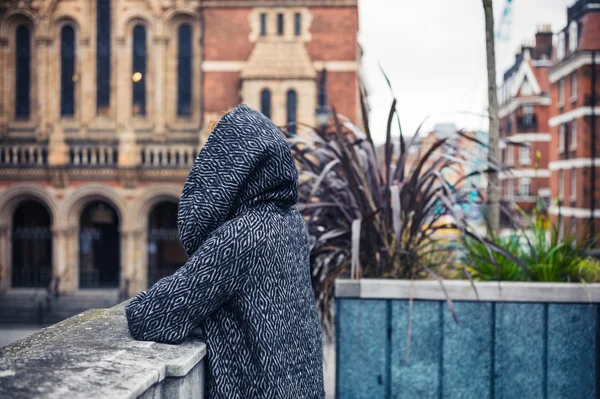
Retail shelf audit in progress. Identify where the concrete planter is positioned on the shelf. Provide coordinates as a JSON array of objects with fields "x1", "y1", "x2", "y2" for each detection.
[{"x1": 335, "y1": 279, "x2": 600, "y2": 399}]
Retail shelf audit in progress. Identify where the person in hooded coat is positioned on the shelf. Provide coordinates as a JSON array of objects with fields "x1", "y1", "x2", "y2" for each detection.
[{"x1": 125, "y1": 104, "x2": 325, "y2": 399}]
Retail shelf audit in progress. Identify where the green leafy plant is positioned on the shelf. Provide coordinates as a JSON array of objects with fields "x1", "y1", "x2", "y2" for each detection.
[{"x1": 459, "y1": 208, "x2": 600, "y2": 283}]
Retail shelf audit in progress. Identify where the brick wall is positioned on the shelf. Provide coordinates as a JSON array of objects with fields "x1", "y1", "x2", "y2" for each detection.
[
  {"x1": 327, "y1": 71, "x2": 357, "y2": 122},
  {"x1": 203, "y1": 72, "x2": 242, "y2": 114},
  {"x1": 305, "y1": 7, "x2": 358, "y2": 61},
  {"x1": 202, "y1": 8, "x2": 254, "y2": 60}
]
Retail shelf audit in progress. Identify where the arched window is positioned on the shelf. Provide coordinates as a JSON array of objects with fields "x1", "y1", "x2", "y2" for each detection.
[
  {"x1": 132, "y1": 25, "x2": 146, "y2": 116},
  {"x1": 15, "y1": 25, "x2": 30, "y2": 119},
  {"x1": 277, "y1": 13, "x2": 284, "y2": 36},
  {"x1": 294, "y1": 13, "x2": 302, "y2": 36},
  {"x1": 177, "y1": 24, "x2": 192, "y2": 117},
  {"x1": 286, "y1": 89, "x2": 297, "y2": 134},
  {"x1": 260, "y1": 89, "x2": 271, "y2": 119},
  {"x1": 61, "y1": 25, "x2": 76, "y2": 117},
  {"x1": 97, "y1": 0, "x2": 111, "y2": 115},
  {"x1": 260, "y1": 13, "x2": 267, "y2": 36}
]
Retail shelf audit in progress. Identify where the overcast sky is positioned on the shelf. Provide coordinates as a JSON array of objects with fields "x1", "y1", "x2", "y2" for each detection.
[{"x1": 358, "y1": 0, "x2": 574, "y2": 143}]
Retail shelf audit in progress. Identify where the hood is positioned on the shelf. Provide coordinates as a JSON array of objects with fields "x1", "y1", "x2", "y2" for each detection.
[{"x1": 177, "y1": 104, "x2": 298, "y2": 255}]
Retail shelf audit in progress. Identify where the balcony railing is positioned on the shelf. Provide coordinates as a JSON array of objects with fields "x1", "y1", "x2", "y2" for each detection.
[
  {"x1": 140, "y1": 145, "x2": 198, "y2": 168},
  {"x1": 69, "y1": 145, "x2": 119, "y2": 167},
  {"x1": 0, "y1": 145, "x2": 48, "y2": 167},
  {"x1": 516, "y1": 115, "x2": 538, "y2": 130}
]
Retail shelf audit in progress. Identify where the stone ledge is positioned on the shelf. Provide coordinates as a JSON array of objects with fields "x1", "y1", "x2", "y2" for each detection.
[
  {"x1": 0, "y1": 301, "x2": 206, "y2": 399},
  {"x1": 335, "y1": 279, "x2": 600, "y2": 303}
]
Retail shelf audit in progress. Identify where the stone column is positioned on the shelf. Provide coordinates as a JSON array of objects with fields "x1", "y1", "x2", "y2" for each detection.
[
  {"x1": 0, "y1": 225, "x2": 9, "y2": 291},
  {"x1": 51, "y1": 227, "x2": 69, "y2": 294},
  {"x1": 0, "y1": 38, "x2": 9, "y2": 138},
  {"x1": 61, "y1": 225, "x2": 79, "y2": 293},
  {"x1": 153, "y1": 36, "x2": 168, "y2": 140},
  {"x1": 79, "y1": 37, "x2": 92, "y2": 136},
  {"x1": 35, "y1": 36, "x2": 51, "y2": 139},
  {"x1": 120, "y1": 229, "x2": 143, "y2": 297}
]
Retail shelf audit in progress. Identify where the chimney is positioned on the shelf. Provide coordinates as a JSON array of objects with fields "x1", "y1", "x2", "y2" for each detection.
[{"x1": 534, "y1": 24, "x2": 553, "y2": 60}]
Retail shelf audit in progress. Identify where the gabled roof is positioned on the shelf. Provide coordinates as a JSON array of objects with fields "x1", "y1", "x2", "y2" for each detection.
[{"x1": 510, "y1": 51, "x2": 542, "y2": 97}]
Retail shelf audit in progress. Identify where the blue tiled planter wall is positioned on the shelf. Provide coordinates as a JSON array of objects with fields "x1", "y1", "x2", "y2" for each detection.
[{"x1": 335, "y1": 282, "x2": 600, "y2": 399}]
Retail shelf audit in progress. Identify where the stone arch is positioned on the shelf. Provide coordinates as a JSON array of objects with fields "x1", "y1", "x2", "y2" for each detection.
[
  {"x1": 62, "y1": 183, "x2": 128, "y2": 230},
  {"x1": 0, "y1": 183, "x2": 58, "y2": 228},
  {"x1": 133, "y1": 185, "x2": 182, "y2": 232},
  {"x1": 116, "y1": 12, "x2": 154, "y2": 40},
  {"x1": 0, "y1": 10, "x2": 37, "y2": 39},
  {"x1": 0, "y1": 183, "x2": 57, "y2": 290},
  {"x1": 61, "y1": 184, "x2": 127, "y2": 290},
  {"x1": 128, "y1": 185, "x2": 182, "y2": 291}
]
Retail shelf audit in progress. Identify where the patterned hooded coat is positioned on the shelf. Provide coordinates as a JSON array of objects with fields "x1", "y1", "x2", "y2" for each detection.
[{"x1": 125, "y1": 104, "x2": 325, "y2": 398}]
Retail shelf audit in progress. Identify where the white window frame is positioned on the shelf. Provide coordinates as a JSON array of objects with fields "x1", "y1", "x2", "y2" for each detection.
[
  {"x1": 571, "y1": 119, "x2": 577, "y2": 149},
  {"x1": 558, "y1": 79, "x2": 565, "y2": 108},
  {"x1": 519, "y1": 177, "x2": 531, "y2": 197},
  {"x1": 571, "y1": 71, "x2": 577, "y2": 103},
  {"x1": 569, "y1": 21, "x2": 578, "y2": 53},
  {"x1": 559, "y1": 170, "x2": 564, "y2": 200},
  {"x1": 507, "y1": 180, "x2": 514, "y2": 200},
  {"x1": 522, "y1": 105, "x2": 535, "y2": 126},
  {"x1": 558, "y1": 124, "x2": 565, "y2": 153},
  {"x1": 519, "y1": 145, "x2": 531, "y2": 165},
  {"x1": 571, "y1": 168, "x2": 577, "y2": 200},
  {"x1": 506, "y1": 147, "x2": 514, "y2": 165},
  {"x1": 557, "y1": 32, "x2": 565, "y2": 61}
]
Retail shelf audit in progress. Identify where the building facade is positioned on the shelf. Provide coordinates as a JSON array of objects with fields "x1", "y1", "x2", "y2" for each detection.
[
  {"x1": 0, "y1": 0, "x2": 359, "y2": 296},
  {"x1": 548, "y1": 0, "x2": 600, "y2": 243},
  {"x1": 499, "y1": 27, "x2": 553, "y2": 216}
]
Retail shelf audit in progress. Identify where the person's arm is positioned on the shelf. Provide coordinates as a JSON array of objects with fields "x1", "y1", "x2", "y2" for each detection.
[{"x1": 125, "y1": 220, "x2": 259, "y2": 344}]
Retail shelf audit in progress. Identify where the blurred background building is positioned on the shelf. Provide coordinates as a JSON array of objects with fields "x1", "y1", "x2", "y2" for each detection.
[
  {"x1": 499, "y1": 26, "x2": 552, "y2": 216},
  {"x1": 0, "y1": 0, "x2": 359, "y2": 322},
  {"x1": 547, "y1": 0, "x2": 600, "y2": 243}
]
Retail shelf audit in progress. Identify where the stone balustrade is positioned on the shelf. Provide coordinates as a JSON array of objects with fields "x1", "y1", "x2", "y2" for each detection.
[
  {"x1": 0, "y1": 301, "x2": 207, "y2": 399},
  {"x1": 69, "y1": 144, "x2": 119, "y2": 167},
  {"x1": 0, "y1": 145, "x2": 48, "y2": 167},
  {"x1": 139, "y1": 145, "x2": 198, "y2": 168}
]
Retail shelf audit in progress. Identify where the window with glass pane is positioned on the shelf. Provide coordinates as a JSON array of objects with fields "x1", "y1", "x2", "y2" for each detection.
[
  {"x1": 558, "y1": 79, "x2": 564, "y2": 106},
  {"x1": 523, "y1": 105, "x2": 534, "y2": 125},
  {"x1": 571, "y1": 72, "x2": 577, "y2": 102},
  {"x1": 571, "y1": 169, "x2": 576, "y2": 200},
  {"x1": 97, "y1": 0, "x2": 111, "y2": 115},
  {"x1": 571, "y1": 119, "x2": 577, "y2": 149},
  {"x1": 559, "y1": 170, "x2": 564, "y2": 199},
  {"x1": 260, "y1": 13, "x2": 267, "y2": 36},
  {"x1": 519, "y1": 178, "x2": 531, "y2": 197},
  {"x1": 177, "y1": 24, "x2": 192, "y2": 117},
  {"x1": 277, "y1": 13, "x2": 284, "y2": 35},
  {"x1": 132, "y1": 25, "x2": 146, "y2": 116},
  {"x1": 260, "y1": 89, "x2": 271, "y2": 119},
  {"x1": 61, "y1": 25, "x2": 76, "y2": 117},
  {"x1": 519, "y1": 145, "x2": 530, "y2": 165},
  {"x1": 15, "y1": 25, "x2": 30, "y2": 119},
  {"x1": 286, "y1": 89, "x2": 297, "y2": 134},
  {"x1": 559, "y1": 124, "x2": 565, "y2": 153},
  {"x1": 294, "y1": 13, "x2": 301, "y2": 36}
]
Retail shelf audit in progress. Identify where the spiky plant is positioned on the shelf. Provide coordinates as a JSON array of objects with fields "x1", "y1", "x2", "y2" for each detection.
[{"x1": 286, "y1": 77, "x2": 517, "y2": 331}]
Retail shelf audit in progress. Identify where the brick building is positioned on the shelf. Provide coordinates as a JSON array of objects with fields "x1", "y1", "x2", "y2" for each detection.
[
  {"x1": 498, "y1": 27, "x2": 553, "y2": 215},
  {"x1": 0, "y1": 0, "x2": 359, "y2": 299},
  {"x1": 547, "y1": 0, "x2": 600, "y2": 243}
]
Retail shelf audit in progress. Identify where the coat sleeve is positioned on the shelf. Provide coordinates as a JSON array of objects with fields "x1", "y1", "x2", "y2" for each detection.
[{"x1": 125, "y1": 221, "x2": 259, "y2": 344}]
